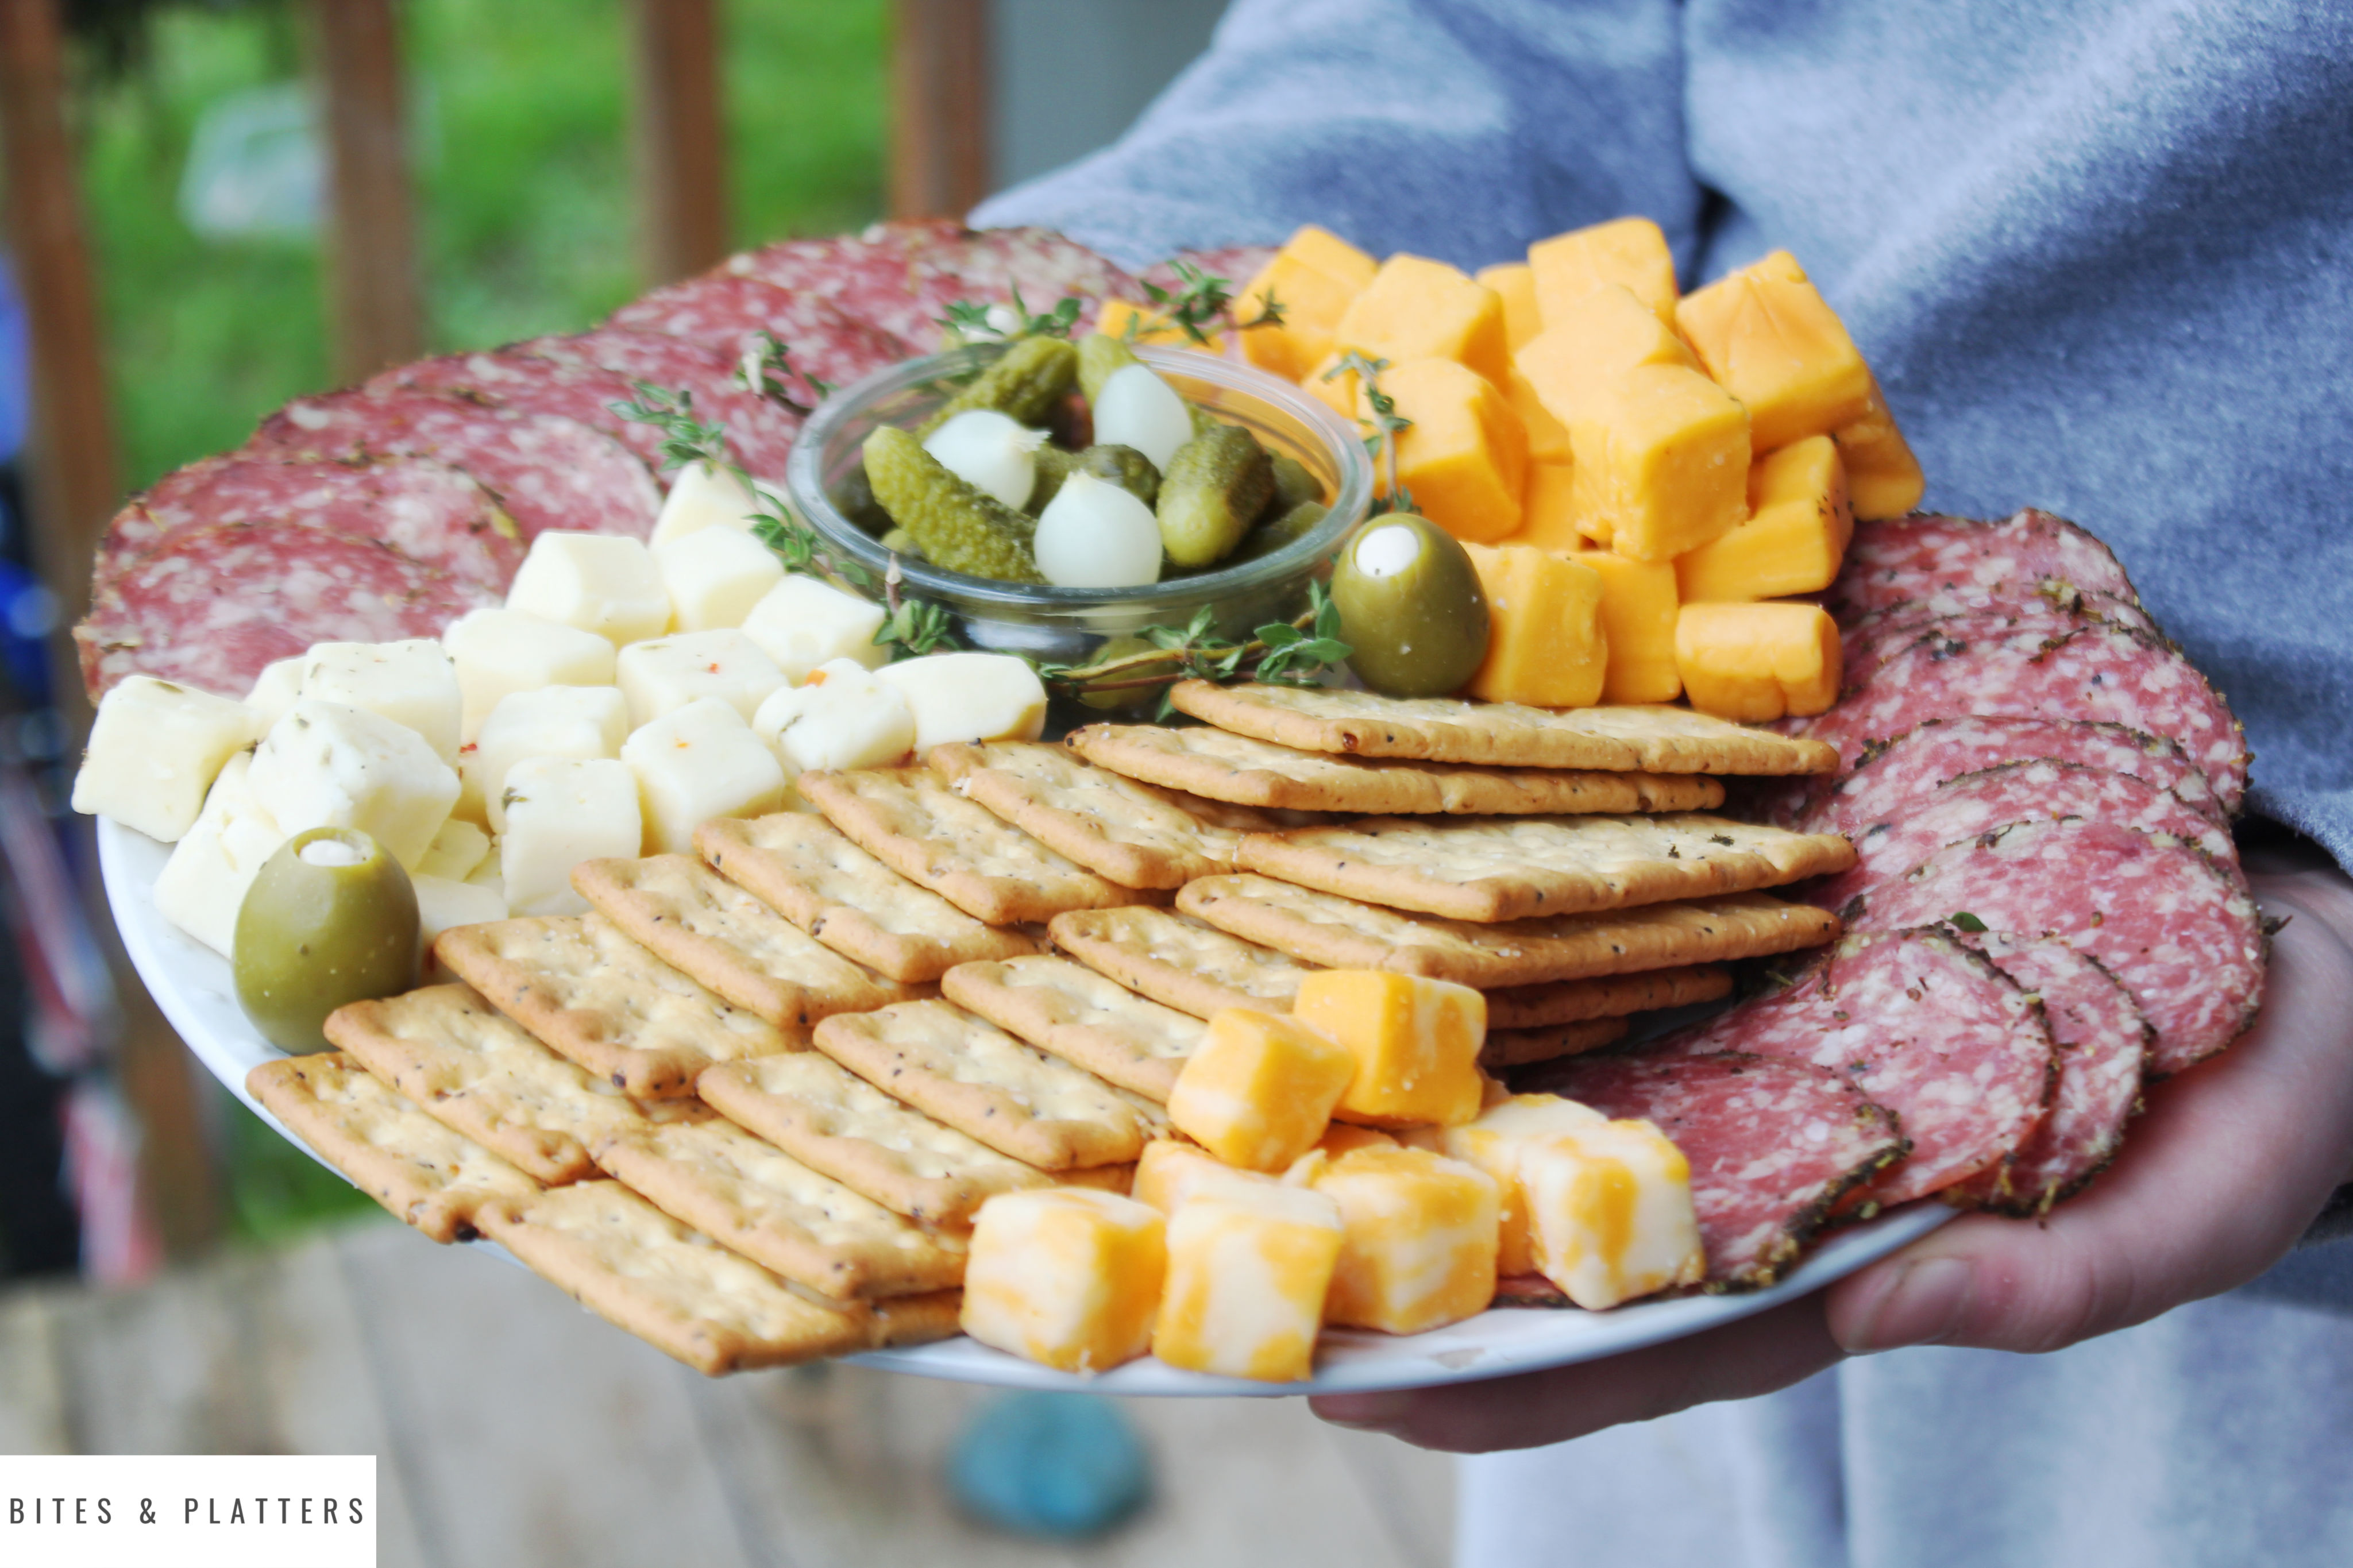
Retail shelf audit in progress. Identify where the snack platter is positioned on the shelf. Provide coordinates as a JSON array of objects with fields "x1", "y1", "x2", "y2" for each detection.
[{"x1": 73, "y1": 217, "x2": 2263, "y2": 1395}]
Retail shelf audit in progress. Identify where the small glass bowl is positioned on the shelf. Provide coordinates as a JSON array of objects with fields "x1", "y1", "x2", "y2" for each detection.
[{"x1": 784, "y1": 342, "x2": 1373, "y2": 667}]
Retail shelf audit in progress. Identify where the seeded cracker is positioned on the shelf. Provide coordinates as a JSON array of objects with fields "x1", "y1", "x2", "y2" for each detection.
[
  {"x1": 1479, "y1": 1017, "x2": 1631, "y2": 1070},
  {"x1": 1048, "y1": 905, "x2": 1323, "y2": 1019},
  {"x1": 1169, "y1": 680, "x2": 1839, "y2": 774},
  {"x1": 929, "y1": 740, "x2": 1244, "y2": 888},
  {"x1": 942, "y1": 955, "x2": 1207, "y2": 1102},
  {"x1": 697, "y1": 813, "x2": 1035, "y2": 983},
  {"x1": 248, "y1": 1053, "x2": 539, "y2": 1242},
  {"x1": 1067, "y1": 722, "x2": 1727, "y2": 816},
  {"x1": 1483, "y1": 965, "x2": 1734, "y2": 1030}
]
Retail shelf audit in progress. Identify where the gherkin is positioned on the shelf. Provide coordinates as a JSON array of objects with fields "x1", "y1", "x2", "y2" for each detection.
[
  {"x1": 917, "y1": 335, "x2": 1078, "y2": 436},
  {"x1": 862, "y1": 426, "x2": 1043, "y2": 582},
  {"x1": 1029, "y1": 443, "x2": 1162, "y2": 512},
  {"x1": 1077, "y1": 331, "x2": 1144, "y2": 405},
  {"x1": 1266, "y1": 451, "x2": 1325, "y2": 515},
  {"x1": 1233, "y1": 500, "x2": 1329, "y2": 562},
  {"x1": 1156, "y1": 423, "x2": 1275, "y2": 568}
]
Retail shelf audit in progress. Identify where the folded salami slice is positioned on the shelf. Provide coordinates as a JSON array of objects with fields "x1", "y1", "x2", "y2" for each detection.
[
  {"x1": 727, "y1": 222, "x2": 1138, "y2": 344},
  {"x1": 1521, "y1": 1051, "x2": 1907, "y2": 1288},
  {"x1": 1652, "y1": 929, "x2": 2053, "y2": 1207},
  {"x1": 1814, "y1": 759, "x2": 2237, "y2": 913},
  {"x1": 1857, "y1": 818, "x2": 2264, "y2": 1075},
  {"x1": 371, "y1": 345, "x2": 670, "y2": 468},
  {"x1": 607, "y1": 275, "x2": 913, "y2": 393},
  {"x1": 1784, "y1": 624, "x2": 2248, "y2": 810},
  {"x1": 1824, "y1": 508, "x2": 2142, "y2": 625},
  {"x1": 535, "y1": 327, "x2": 820, "y2": 483},
  {"x1": 247, "y1": 389, "x2": 661, "y2": 542},
  {"x1": 1841, "y1": 592, "x2": 2157, "y2": 692},
  {"x1": 1950, "y1": 933, "x2": 2148, "y2": 1212},
  {"x1": 76, "y1": 521, "x2": 496, "y2": 699}
]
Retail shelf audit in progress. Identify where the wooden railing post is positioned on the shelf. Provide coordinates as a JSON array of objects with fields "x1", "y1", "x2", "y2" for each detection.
[
  {"x1": 311, "y1": 0, "x2": 424, "y2": 383},
  {"x1": 890, "y1": 0, "x2": 991, "y2": 220},
  {"x1": 626, "y1": 0, "x2": 729, "y2": 287}
]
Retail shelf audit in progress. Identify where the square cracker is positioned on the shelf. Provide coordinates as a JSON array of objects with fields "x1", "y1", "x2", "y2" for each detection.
[
  {"x1": 796, "y1": 767, "x2": 1138, "y2": 925},
  {"x1": 1178, "y1": 875, "x2": 1842, "y2": 988},
  {"x1": 1067, "y1": 723, "x2": 1728, "y2": 817},
  {"x1": 698, "y1": 1052, "x2": 1056, "y2": 1225},
  {"x1": 929, "y1": 740, "x2": 1244, "y2": 889},
  {"x1": 812, "y1": 999, "x2": 1154, "y2": 1169},
  {"x1": 247, "y1": 1053, "x2": 539, "y2": 1242},
  {"x1": 325, "y1": 983, "x2": 672, "y2": 1183},
  {"x1": 593, "y1": 1117, "x2": 967, "y2": 1300},
  {"x1": 1168, "y1": 681, "x2": 1839, "y2": 774},
  {"x1": 941, "y1": 955, "x2": 1206, "y2": 1102},
  {"x1": 1048, "y1": 905, "x2": 1322, "y2": 1020},
  {"x1": 697, "y1": 813, "x2": 1035, "y2": 984},
  {"x1": 574, "y1": 854, "x2": 920, "y2": 1026},
  {"x1": 1237, "y1": 813, "x2": 1857, "y2": 922},
  {"x1": 1479, "y1": 1017, "x2": 1630, "y2": 1071},
  {"x1": 437, "y1": 914, "x2": 798, "y2": 1100},
  {"x1": 1483, "y1": 965, "x2": 1734, "y2": 1031},
  {"x1": 473, "y1": 1181, "x2": 873, "y2": 1374}
]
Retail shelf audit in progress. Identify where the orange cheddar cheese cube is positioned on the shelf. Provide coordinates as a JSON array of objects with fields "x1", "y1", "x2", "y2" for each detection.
[
  {"x1": 960, "y1": 1188, "x2": 1167, "y2": 1374},
  {"x1": 1517, "y1": 284, "x2": 1699, "y2": 427},
  {"x1": 1238, "y1": 226, "x2": 1379, "y2": 380},
  {"x1": 1568, "y1": 364, "x2": 1751, "y2": 561},
  {"x1": 1519, "y1": 1119, "x2": 1704, "y2": 1309},
  {"x1": 1153, "y1": 1185, "x2": 1344, "y2": 1382},
  {"x1": 1310, "y1": 1146, "x2": 1502, "y2": 1334},
  {"x1": 1438, "y1": 1093, "x2": 1607, "y2": 1276},
  {"x1": 1317, "y1": 1123, "x2": 1401, "y2": 1159},
  {"x1": 1529, "y1": 216, "x2": 1679, "y2": 326},
  {"x1": 1503, "y1": 365, "x2": 1573, "y2": 464},
  {"x1": 1167, "y1": 1009, "x2": 1357, "y2": 1173},
  {"x1": 1332, "y1": 254, "x2": 1513, "y2": 389},
  {"x1": 1515, "y1": 460, "x2": 1595, "y2": 552},
  {"x1": 1675, "y1": 250, "x2": 1874, "y2": 453},
  {"x1": 1675, "y1": 601, "x2": 1842, "y2": 722},
  {"x1": 1676, "y1": 434, "x2": 1855, "y2": 603},
  {"x1": 1571, "y1": 549, "x2": 1683, "y2": 704},
  {"x1": 1368, "y1": 358, "x2": 1529, "y2": 544},
  {"x1": 1133, "y1": 1139, "x2": 1275, "y2": 1216},
  {"x1": 1476, "y1": 261, "x2": 1545, "y2": 350},
  {"x1": 1834, "y1": 372, "x2": 1926, "y2": 520},
  {"x1": 1294, "y1": 970, "x2": 1488, "y2": 1129},
  {"x1": 1461, "y1": 542, "x2": 1609, "y2": 709},
  {"x1": 1095, "y1": 297, "x2": 1221, "y2": 353}
]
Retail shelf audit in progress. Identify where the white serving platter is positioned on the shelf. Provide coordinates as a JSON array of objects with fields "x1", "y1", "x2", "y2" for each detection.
[{"x1": 101, "y1": 816, "x2": 1949, "y2": 1397}]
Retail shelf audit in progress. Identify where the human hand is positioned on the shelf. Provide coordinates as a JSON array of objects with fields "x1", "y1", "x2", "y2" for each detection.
[{"x1": 1313, "y1": 863, "x2": 2353, "y2": 1454}]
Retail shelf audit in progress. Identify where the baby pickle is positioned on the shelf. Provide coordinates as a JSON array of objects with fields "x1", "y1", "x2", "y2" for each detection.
[
  {"x1": 1029, "y1": 443, "x2": 1162, "y2": 512},
  {"x1": 917, "y1": 335, "x2": 1078, "y2": 436},
  {"x1": 1156, "y1": 424, "x2": 1275, "y2": 569},
  {"x1": 863, "y1": 426, "x2": 1044, "y2": 583},
  {"x1": 1234, "y1": 500, "x2": 1329, "y2": 562},
  {"x1": 1266, "y1": 451, "x2": 1325, "y2": 514},
  {"x1": 1077, "y1": 332, "x2": 1144, "y2": 405}
]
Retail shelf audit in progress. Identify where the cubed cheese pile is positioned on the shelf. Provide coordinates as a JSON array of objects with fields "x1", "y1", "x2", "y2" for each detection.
[
  {"x1": 1234, "y1": 221, "x2": 1927, "y2": 723},
  {"x1": 956, "y1": 968, "x2": 1702, "y2": 1382},
  {"x1": 75, "y1": 479, "x2": 1048, "y2": 968}
]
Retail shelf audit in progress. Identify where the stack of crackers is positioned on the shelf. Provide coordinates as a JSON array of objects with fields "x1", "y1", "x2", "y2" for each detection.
[{"x1": 249, "y1": 679, "x2": 1853, "y2": 1377}]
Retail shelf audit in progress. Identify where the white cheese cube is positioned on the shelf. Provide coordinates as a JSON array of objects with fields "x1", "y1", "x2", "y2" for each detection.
[
  {"x1": 504, "y1": 532, "x2": 672, "y2": 647},
  {"x1": 621, "y1": 697, "x2": 787, "y2": 854},
  {"x1": 874, "y1": 652, "x2": 1047, "y2": 755},
  {"x1": 465, "y1": 836, "x2": 504, "y2": 895},
  {"x1": 1519, "y1": 1119, "x2": 1705, "y2": 1310},
  {"x1": 71, "y1": 675, "x2": 264, "y2": 843},
  {"x1": 299, "y1": 639, "x2": 465, "y2": 762},
  {"x1": 739, "y1": 574, "x2": 889, "y2": 683},
  {"x1": 442, "y1": 608, "x2": 618, "y2": 740},
  {"x1": 246, "y1": 698, "x2": 460, "y2": 872},
  {"x1": 648, "y1": 459, "x2": 763, "y2": 547},
  {"x1": 245, "y1": 657, "x2": 308, "y2": 729},
  {"x1": 470, "y1": 685, "x2": 631, "y2": 833},
  {"x1": 414, "y1": 873, "x2": 507, "y2": 945},
  {"x1": 751, "y1": 659, "x2": 916, "y2": 773},
  {"x1": 151, "y1": 752, "x2": 284, "y2": 957},
  {"x1": 416, "y1": 817, "x2": 492, "y2": 882},
  {"x1": 616, "y1": 629, "x2": 786, "y2": 727},
  {"x1": 655, "y1": 524, "x2": 785, "y2": 632},
  {"x1": 500, "y1": 757, "x2": 641, "y2": 917}
]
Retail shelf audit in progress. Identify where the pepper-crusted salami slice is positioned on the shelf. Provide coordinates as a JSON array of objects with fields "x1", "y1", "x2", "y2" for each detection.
[
  {"x1": 246, "y1": 389, "x2": 661, "y2": 542},
  {"x1": 1950, "y1": 933, "x2": 2147, "y2": 1212},
  {"x1": 534, "y1": 327, "x2": 818, "y2": 483},
  {"x1": 1520, "y1": 1051, "x2": 1907, "y2": 1288},
  {"x1": 1814, "y1": 759, "x2": 2237, "y2": 913},
  {"x1": 1653, "y1": 929, "x2": 2053, "y2": 1206},
  {"x1": 371, "y1": 345, "x2": 670, "y2": 468},
  {"x1": 1857, "y1": 818, "x2": 2264, "y2": 1075},
  {"x1": 1784, "y1": 624, "x2": 2248, "y2": 810},
  {"x1": 1825, "y1": 508, "x2": 2142, "y2": 624},
  {"x1": 76, "y1": 521, "x2": 496, "y2": 699},
  {"x1": 1841, "y1": 593, "x2": 2158, "y2": 692}
]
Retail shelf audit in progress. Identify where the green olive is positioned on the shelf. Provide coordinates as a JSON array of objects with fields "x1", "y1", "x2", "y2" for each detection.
[
  {"x1": 234, "y1": 827, "x2": 421, "y2": 1053},
  {"x1": 1330, "y1": 514, "x2": 1492, "y2": 697}
]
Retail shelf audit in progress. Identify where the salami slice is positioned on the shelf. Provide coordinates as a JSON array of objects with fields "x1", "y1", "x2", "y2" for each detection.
[
  {"x1": 607, "y1": 274, "x2": 915, "y2": 391},
  {"x1": 1949, "y1": 933, "x2": 2147, "y2": 1212},
  {"x1": 76, "y1": 521, "x2": 495, "y2": 699},
  {"x1": 1824, "y1": 508, "x2": 2142, "y2": 624},
  {"x1": 1841, "y1": 593, "x2": 2158, "y2": 692},
  {"x1": 246, "y1": 388, "x2": 660, "y2": 542},
  {"x1": 1856, "y1": 818, "x2": 2265, "y2": 1075},
  {"x1": 1815, "y1": 759, "x2": 2237, "y2": 913},
  {"x1": 1519, "y1": 1051, "x2": 1907, "y2": 1288},
  {"x1": 1653, "y1": 929, "x2": 2053, "y2": 1206},
  {"x1": 728, "y1": 221, "x2": 1137, "y2": 345},
  {"x1": 1784, "y1": 624, "x2": 2248, "y2": 810},
  {"x1": 97, "y1": 454, "x2": 522, "y2": 593},
  {"x1": 371, "y1": 345, "x2": 670, "y2": 468},
  {"x1": 533, "y1": 328, "x2": 816, "y2": 484}
]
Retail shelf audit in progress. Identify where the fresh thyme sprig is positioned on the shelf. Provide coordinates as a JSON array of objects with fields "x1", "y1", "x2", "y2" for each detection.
[
  {"x1": 938, "y1": 288, "x2": 1083, "y2": 345},
  {"x1": 1133, "y1": 260, "x2": 1287, "y2": 346},
  {"x1": 872, "y1": 557, "x2": 962, "y2": 659},
  {"x1": 610, "y1": 382, "x2": 731, "y2": 473},
  {"x1": 748, "y1": 504, "x2": 875, "y2": 594},
  {"x1": 736, "y1": 330, "x2": 831, "y2": 416},
  {"x1": 1324, "y1": 352, "x2": 1419, "y2": 515},
  {"x1": 1033, "y1": 581, "x2": 1349, "y2": 719}
]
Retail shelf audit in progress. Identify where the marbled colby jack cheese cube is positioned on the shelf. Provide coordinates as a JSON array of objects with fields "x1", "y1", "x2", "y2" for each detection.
[
  {"x1": 1293, "y1": 970, "x2": 1488, "y2": 1129},
  {"x1": 1520, "y1": 1118, "x2": 1704, "y2": 1310},
  {"x1": 1167, "y1": 1009, "x2": 1357, "y2": 1173},
  {"x1": 1310, "y1": 1145, "x2": 1500, "y2": 1334},
  {"x1": 1154, "y1": 1185, "x2": 1345, "y2": 1382},
  {"x1": 1131, "y1": 1140, "x2": 1277, "y2": 1216},
  {"x1": 1440, "y1": 1093, "x2": 1609, "y2": 1276},
  {"x1": 961, "y1": 1187, "x2": 1167, "y2": 1374}
]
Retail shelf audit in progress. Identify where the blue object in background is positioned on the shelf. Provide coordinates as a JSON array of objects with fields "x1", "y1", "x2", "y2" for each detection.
[
  {"x1": 0, "y1": 255, "x2": 25, "y2": 466},
  {"x1": 947, "y1": 1390, "x2": 1151, "y2": 1539}
]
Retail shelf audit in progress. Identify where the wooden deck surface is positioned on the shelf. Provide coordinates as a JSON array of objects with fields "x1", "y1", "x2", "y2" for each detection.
[{"x1": 0, "y1": 1218, "x2": 1454, "y2": 1567}]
